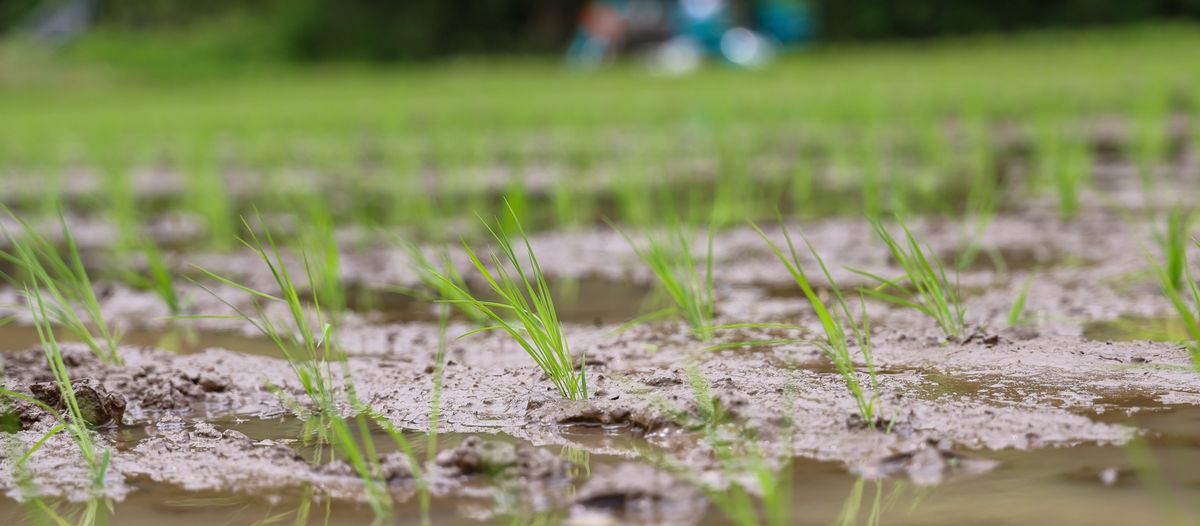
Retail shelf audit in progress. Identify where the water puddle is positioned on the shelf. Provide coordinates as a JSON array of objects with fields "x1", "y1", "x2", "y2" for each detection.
[
  {"x1": 4, "y1": 402, "x2": 1200, "y2": 525},
  {"x1": 0, "y1": 483, "x2": 389, "y2": 526},
  {"x1": 358, "y1": 276, "x2": 660, "y2": 326},
  {"x1": 918, "y1": 371, "x2": 1186, "y2": 415},
  {"x1": 1083, "y1": 316, "x2": 1191, "y2": 343},
  {"x1": 0, "y1": 324, "x2": 283, "y2": 357},
  {"x1": 0, "y1": 276, "x2": 656, "y2": 360},
  {"x1": 946, "y1": 245, "x2": 1090, "y2": 273}
]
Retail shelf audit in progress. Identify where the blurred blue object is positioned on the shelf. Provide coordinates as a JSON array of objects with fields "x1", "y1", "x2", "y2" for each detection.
[
  {"x1": 568, "y1": 0, "x2": 813, "y2": 71},
  {"x1": 676, "y1": 0, "x2": 728, "y2": 56},
  {"x1": 757, "y1": 0, "x2": 813, "y2": 45},
  {"x1": 567, "y1": 0, "x2": 630, "y2": 71}
]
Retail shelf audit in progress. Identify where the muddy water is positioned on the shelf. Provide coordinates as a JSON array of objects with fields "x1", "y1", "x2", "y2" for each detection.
[
  {"x1": 1084, "y1": 316, "x2": 1192, "y2": 344},
  {"x1": 0, "y1": 324, "x2": 282, "y2": 357},
  {"x1": 946, "y1": 245, "x2": 1091, "y2": 273},
  {"x1": 0, "y1": 277, "x2": 656, "y2": 360},
  {"x1": 338, "y1": 276, "x2": 658, "y2": 326},
  {"x1": 2, "y1": 405, "x2": 1197, "y2": 525}
]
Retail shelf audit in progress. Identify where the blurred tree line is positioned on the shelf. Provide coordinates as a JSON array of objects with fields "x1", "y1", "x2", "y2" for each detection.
[
  {"x1": 819, "y1": 0, "x2": 1200, "y2": 39},
  {"x1": 2, "y1": 0, "x2": 1199, "y2": 60}
]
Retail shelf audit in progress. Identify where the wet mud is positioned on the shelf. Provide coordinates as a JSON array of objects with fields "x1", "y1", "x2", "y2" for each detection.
[{"x1": 2, "y1": 199, "x2": 1200, "y2": 524}]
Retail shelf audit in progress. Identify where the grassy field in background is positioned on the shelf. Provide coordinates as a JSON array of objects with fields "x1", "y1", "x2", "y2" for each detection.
[
  {"x1": 2, "y1": 23, "x2": 1198, "y2": 135},
  {"x1": 0, "y1": 22, "x2": 1197, "y2": 237}
]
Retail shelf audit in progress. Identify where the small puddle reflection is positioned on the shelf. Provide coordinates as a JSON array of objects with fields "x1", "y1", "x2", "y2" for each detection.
[
  {"x1": 782, "y1": 407, "x2": 1200, "y2": 525},
  {"x1": 209, "y1": 415, "x2": 450, "y2": 464}
]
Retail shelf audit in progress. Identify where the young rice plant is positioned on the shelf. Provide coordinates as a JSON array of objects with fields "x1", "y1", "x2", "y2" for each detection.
[
  {"x1": 0, "y1": 210, "x2": 123, "y2": 365},
  {"x1": 1150, "y1": 239, "x2": 1200, "y2": 371},
  {"x1": 613, "y1": 219, "x2": 715, "y2": 340},
  {"x1": 0, "y1": 280, "x2": 114, "y2": 511},
  {"x1": 850, "y1": 217, "x2": 966, "y2": 340},
  {"x1": 432, "y1": 204, "x2": 587, "y2": 400},
  {"x1": 392, "y1": 236, "x2": 490, "y2": 326},
  {"x1": 753, "y1": 220, "x2": 880, "y2": 425},
  {"x1": 191, "y1": 214, "x2": 428, "y2": 523}
]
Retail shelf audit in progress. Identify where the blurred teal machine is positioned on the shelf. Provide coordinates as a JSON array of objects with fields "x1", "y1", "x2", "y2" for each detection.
[{"x1": 568, "y1": 0, "x2": 812, "y2": 71}]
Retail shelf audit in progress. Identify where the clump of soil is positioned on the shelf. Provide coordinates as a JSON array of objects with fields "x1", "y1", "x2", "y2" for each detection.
[
  {"x1": 570, "y1": 463, "x2": 705, "y2": 526},
  {"x1": 30, "y1": 377, "x2": 126, "y2": 427},
  {"x1": 852, "y1": 440, "x2": 1001, "y2": 485}
]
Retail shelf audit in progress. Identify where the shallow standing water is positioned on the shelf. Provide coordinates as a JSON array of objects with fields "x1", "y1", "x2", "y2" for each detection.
[{"x1": 3, "y1": 390, "x2": 1198, "y2": 525}]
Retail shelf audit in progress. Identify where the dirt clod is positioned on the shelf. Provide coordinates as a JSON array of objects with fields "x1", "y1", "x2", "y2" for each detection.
[
  {"x1": 853, "y1": 440, "x2": 1001, "y2": 485},
  {"x1": 570, "y1": 463, "x2": 705, "y2": 526},
  {"x1": 30, "y1": 377, "x2": 126, "y2": 427}
]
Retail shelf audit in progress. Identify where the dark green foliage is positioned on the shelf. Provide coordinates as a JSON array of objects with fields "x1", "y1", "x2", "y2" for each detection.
[
  {"x1": 8, "y1": 0, "x2": 1197, "y2": 61},
  {"x1": 817, "y1": 0, "x2": 1199, "y2": 41}
]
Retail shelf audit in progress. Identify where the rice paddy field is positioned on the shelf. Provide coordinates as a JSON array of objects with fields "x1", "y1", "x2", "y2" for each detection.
[{"x1": 3, "y1": 22, "x2": 1200, "y2": 525}]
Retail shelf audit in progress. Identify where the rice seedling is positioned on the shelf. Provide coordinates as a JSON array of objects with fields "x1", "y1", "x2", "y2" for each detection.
[
  {"x1": 0, "y1": 210, "x2": 123, "y2": 365},
  {"x1": 0, "y1": 280, "x2": 114, "y2": 510},
  {"x1": 643, "y1": 365, "x2": 793, "y2": 526},
  {"x1": 1153, "y1": 207, "x2": 1192, "y2": 292},
  {"x1": 1149, "y1": 240, "x2": 1200, "y2": 370},
  {"x1": 420, "y1": 306, "x2": 450, "y2": 512},
  {"x1": 190, "y1": 213, "x2": 429, "y2": 522},
  {"x1": 430, "y1": 203, "x2": 587, "y2": 400},
  {"x1": 612, "y1": 179, "x2": 652, "y2": 230},
  {"x1": 550, "y1": 176, "x2": 596, "y2": 231},
  {"x1": 1055, "y1": 137, "x2": 1090, "y2": 221},
  {"x1": 1007, "y1": 273, "x2": 1036, "y2": 327},
  {"x1": 860, "y1": 147, "x2": 886, "y2": 221},
  {"x1": 499, "y1": 180, "x2": 532, "y2": 237},
  {"x1": 834, "y1": 478, "x2": 887, "y2": 526},
  {"x1": 10, "y1": 462, "x2": 108, "y2": 526},
  {"x1": 850, "y1": 217, "x2": 966, "y2": 340},
  {"x1": 384, "y1": 140, "x2": 437, "y2": 230},
  {"x1": 612, "y1": 145, "x2": 658, "y2": 228},
  {"x1": 613, "y1": 218, "x2": 715, "y2": 340},
  {"x1": 298, "y1": 199, "x2": 346, "y2": 317},
  {"x1": 957, "y1": 144, "x2": 1002, "y2": 271},
  {"x1": 552, "y1": 135, "x2": 599, "y2": 230},
  {"x1": 789, "y1": 156, "x2": 816, "y2": 215},
  {"x1": 916, "y1": 116, "x2": 949, "y2": 170},
  {"x1": 705, "y1": 455, "x2": 793, "y2": 526},
  {"x1": 122, "y1": 237, "x2": 182, "y2": 316},
  {"x1": 1133, "y1": 91, "x2": 1169, "y2": 192},
  {"x1": 390, "y1": 237, "x2": 489, "y2": 326},
  {"x1": 714, "y1": 141, "x2": 758, "y2": 227},
  {"x1": 1124, "y1": 434, "x2": 1192, "y2": 526},
  {"x1": 190, "y1": 213, "x2": 342, "y2": 412},
  {"x1": 324, "y1": 398, "x2": 395, "y2": 518},
  {"x1": 1030, "y1": 117, "x2": 1087, "y2": 220},
  {"x1": 95, "y1": 144, "x2": 141, "y2": 260},
  {"x1": 183, "y1": 136, "x2": 236, "y2": 249},
  {"x1": 752, "y1": 220, "x2": 880, "y2": 425}
]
